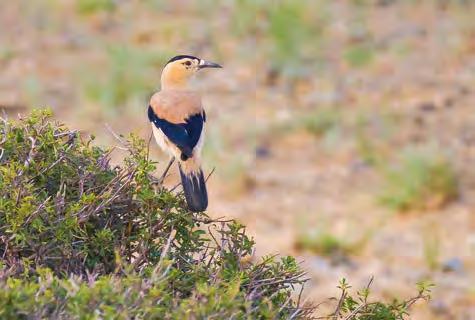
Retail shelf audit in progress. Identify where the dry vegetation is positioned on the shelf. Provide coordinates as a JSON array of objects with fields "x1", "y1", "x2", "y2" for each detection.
[{"x1": 1, "y1": 0, "x2": 475, "y2": 319}]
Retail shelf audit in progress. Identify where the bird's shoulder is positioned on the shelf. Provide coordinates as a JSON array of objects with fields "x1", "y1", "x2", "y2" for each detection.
[{"x1": 150, "y1": 90, "x2": 202, "y2": 124}]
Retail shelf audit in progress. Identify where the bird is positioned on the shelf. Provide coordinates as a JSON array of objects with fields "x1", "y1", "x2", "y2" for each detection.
[{"x1": 148, "y1": 55, "x2": 222, "y2": 212}]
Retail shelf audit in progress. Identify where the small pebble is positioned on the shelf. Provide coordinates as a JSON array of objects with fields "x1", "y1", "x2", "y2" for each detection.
[
  {"x1": 418, "y1": 101, "x2": 437, "y2": 112},
  {"x1": 441, "y1": 257, "x2": 464, "y2": 273},
  {"x1": 255, "y1": 145, "x2": 271, "y2": 159},
  {"x1": 430, "y1": 299, "x2": 450, "y2": 315}
]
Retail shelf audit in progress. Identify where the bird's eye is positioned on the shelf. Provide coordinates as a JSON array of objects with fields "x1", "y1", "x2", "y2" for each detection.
[{"x1": 183, "y1": 61, "x2": 192, "y2": 66}]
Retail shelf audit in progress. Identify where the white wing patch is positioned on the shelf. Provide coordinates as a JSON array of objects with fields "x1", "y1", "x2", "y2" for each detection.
[
  {"x1": 193, "y1": 124, "x2": 205, "y2": 160},
  {"x1": 151, "y1": 123, "x2": 205, "y2": 162},
  {"x1": 151, "y1": 124, "x2": 181, "y2": 159}
]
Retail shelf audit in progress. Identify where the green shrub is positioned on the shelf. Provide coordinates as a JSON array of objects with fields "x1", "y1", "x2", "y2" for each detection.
[
  {"x1": 0, "y1": 110, "x2": 429, "y2": 318},
  {"x1": 0, "y1": 110, "x2": 310, "y2": 318},
  {"x1": 379, "y1": 148, "x2": 458, "y2": 211}
]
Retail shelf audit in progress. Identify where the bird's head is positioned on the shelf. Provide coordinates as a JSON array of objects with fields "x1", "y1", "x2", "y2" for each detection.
[{"x1": 161, "y1": 55, "x2": 222, "y2": 89}]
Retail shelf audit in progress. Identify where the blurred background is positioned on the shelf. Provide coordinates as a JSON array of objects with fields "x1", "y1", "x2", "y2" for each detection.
[{"x1": 1, "y1": 0, "x2": 475, "y2": 318}]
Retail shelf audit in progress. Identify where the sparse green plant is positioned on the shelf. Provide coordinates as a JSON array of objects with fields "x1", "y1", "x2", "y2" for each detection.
[
  {"x1": 22, "y1": 76, "x2": 43, "y2": 107},
  {"x1": 294, "y1": 215, "x2": 379, "y2": 258},
  {"x1": 353, "y1": 111, "x2": 396, "y2": 166},
  {"x1": 265, "y1": 0, "x2": 326, "y2": 78},
  {"x1": 295, "y1": 230, "x2": 352, "y2": 256},
  {"x1": 344, "y1": 0, "x2": 375, "y2": 69},
  {"x1": 355, "y1": 129, "x2": 379, "y2": 165},
  {"x1": 80, "y1": 46, "x2": 168, "y2": 115},
  {"x1": 295, "y1": 226, "x2": 373, "y2": 258},
  {"x1": 322, "y1": 278, "x2": 433, "y2": 320},
  {"x1": 0, "y1": 48, "x2": 14, "y2": 64},
  {"x1": 422, "y1": 226, "x2": 441, "y2": 271},
  {"x1": 229, "y1": 0, "x2": 265, "y2": 36},
  {"x1": 379, "y1": 147, "x2": 458, "y2": 211},
  {"x1": 76, "y1": 0, "x2": 116, "y2": 15},
  {"x1": 301, "y1": 108, "x2": 341, "y2": 137},
  {"x1": 344, "y1": 44, "x2": 374, "y2": 68},
  {"x1": 267, "y1": 1, "x2": 307, "y2": 63},
  {"x1": 275, "y1": 108, "x2": 341, "y2": 138}
]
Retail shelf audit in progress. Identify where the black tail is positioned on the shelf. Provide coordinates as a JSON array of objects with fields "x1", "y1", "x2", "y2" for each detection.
[{"x1": 179, "y1": 165, "x2": 208, "y2": 212}]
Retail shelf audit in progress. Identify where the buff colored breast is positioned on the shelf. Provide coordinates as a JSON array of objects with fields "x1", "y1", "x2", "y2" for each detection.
[{"x1": 150, "y1": 90, "x2": 202, "y2": 124}]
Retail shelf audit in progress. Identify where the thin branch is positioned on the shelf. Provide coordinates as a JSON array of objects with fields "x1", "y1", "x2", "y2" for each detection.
[
  {"x1": 205, "y1": 167, "x2": 216, "y2": 182},
  {"x1": 333, "y1": 289, "x2": 347, "y2": 320},
  {"x1": 146, "y1": 132, "x2": 153, "y2": 162},
  {"x1": 158, "y1": 228, "x2": 176, "y2": 267},
  {"x1": 158, "y1": 157, "x2": 175, "y2": 184},
  {"x1": 105, "y1": 123, "x2": 127, "y2": 150}
]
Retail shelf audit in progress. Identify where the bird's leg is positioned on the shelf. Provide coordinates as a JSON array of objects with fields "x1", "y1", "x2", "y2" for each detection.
[{"x1": 158, "y1": 157, "x2": 175, "y2": 184}]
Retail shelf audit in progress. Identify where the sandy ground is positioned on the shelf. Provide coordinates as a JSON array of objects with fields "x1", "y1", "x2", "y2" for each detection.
[{"x1": 1, "y1": 1, "x2": 475, "y2": 318}]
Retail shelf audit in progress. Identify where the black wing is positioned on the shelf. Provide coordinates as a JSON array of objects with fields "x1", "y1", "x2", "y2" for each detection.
[{"x1": 148, "y1": 106, "x2": 205, "y2": 160}]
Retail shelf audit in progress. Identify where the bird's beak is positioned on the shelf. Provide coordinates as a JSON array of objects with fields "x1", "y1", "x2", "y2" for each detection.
[{"x1": 198, "y1": 59, "x2": 222, "y2": 69}]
